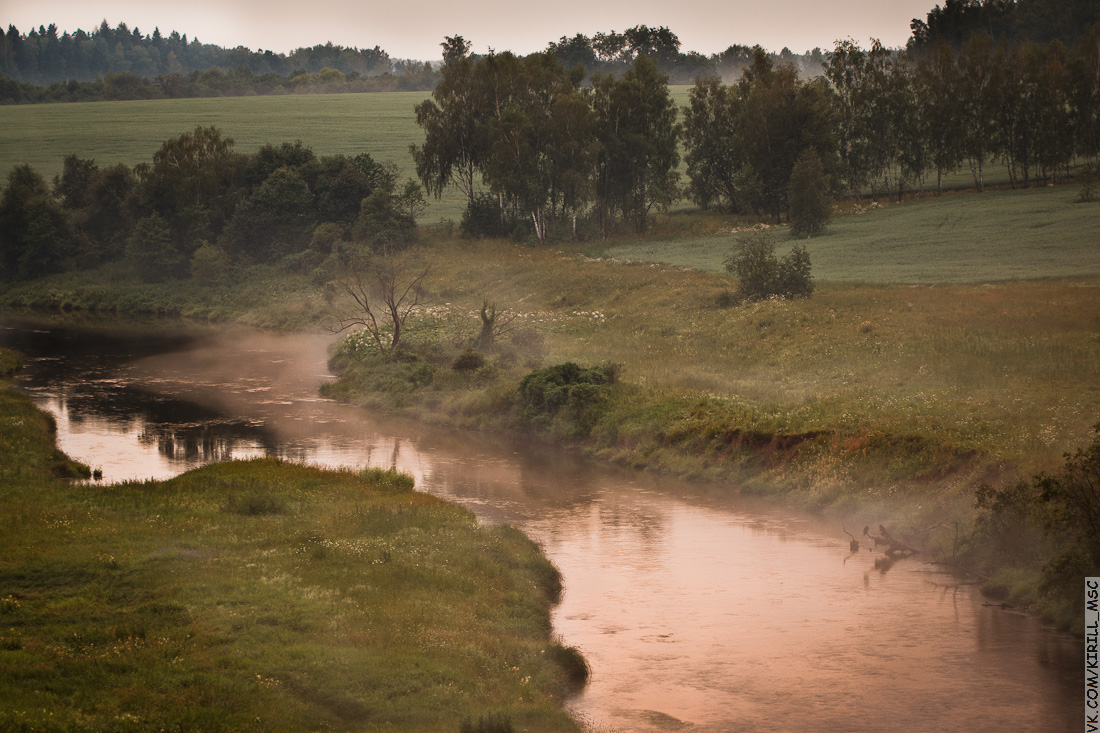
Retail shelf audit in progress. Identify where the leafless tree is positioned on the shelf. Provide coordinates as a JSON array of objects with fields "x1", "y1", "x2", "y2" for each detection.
[
  {"x1": 475, "y1": 300, "x2": 522, "y2": 352},
  {"x1": 331, "y1": 257, "x2": 431, "y2": 354}
]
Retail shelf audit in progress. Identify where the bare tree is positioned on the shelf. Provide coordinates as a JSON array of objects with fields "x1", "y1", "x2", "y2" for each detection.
[
  {"x1": 331, "y1": 257, "x2": 431, "y2": 354},
  {"x1": 475, "y1": 300, "x2": 522, "y2": 352}
]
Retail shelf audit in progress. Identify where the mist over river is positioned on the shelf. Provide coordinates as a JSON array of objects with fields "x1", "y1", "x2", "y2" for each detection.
[{"x1": 0, "y1": 314, "x2": 1082, "y2": 732}]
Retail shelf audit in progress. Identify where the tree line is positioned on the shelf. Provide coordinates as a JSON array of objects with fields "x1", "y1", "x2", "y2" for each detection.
[
  {"x1": 414, "y1": 28, "x2": 1099, "y2": 241},
  {"x1": 1, "y1": 21, "x2": 398, "y2": 85},
  {"x1": 0, "y1": 127, "x2": 424, "y2": 283},
  {"x1": 908, "y1": 0, "x2": 1099, "y2": 51},
  {"x1": 0, "y1": 63, "x2": 438, "y2": 104},
  {"x1": 413, "y1": 41, "x2": 680, "y2": 242},
  {"x1": 0, "y1": 21, "x2": 829, "y2": 105}
]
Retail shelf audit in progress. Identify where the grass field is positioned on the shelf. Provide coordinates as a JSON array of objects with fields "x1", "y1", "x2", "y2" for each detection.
[
  {"x1": 0, "y1": 351, "x2": 584, "y2": 732},
  {"x1": 607, "y1": 186, "x2": 1100, "y2": 283}
]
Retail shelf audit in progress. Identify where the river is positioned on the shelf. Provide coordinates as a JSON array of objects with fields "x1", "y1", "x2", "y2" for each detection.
[{"x1": 0, "y1": 314, "x2": 1082, "y2": 732}]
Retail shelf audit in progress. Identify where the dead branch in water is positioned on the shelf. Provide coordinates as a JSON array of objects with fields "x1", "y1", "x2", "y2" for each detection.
[{"x1": 863, "y1": 524, "x2": 921, "y2": 556}]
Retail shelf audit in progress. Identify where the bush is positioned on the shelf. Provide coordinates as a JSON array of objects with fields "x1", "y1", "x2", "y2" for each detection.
[
  {"x1": 517, "y1": 362, "x2": 617, "y2": 437},
  {"x1": 972, "y1": 422, "x2": 1100, "y2": 631},
  {"x1": 190, "y1": 242, "x2": 231, "y2": 283},
  {"x1": 451, "y1": 349, "x2": 487, "y2": 372},
  {"x1": 724, "y1": 231, "x2": 814, "y2": 301},
  {"x1": 126, "y1": 213, "x2": 185, "y2": 282},
  {"x1": 460, "y1": 193, "x2": 512, "y2": 239}
]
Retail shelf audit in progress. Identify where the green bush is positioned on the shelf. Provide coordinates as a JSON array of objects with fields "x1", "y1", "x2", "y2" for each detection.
[
  {"x1": 971, "y1": 422, "x2": 1100, "y2": 631},
  {"x1": 517, "y1": 362, "x2": 617, "y2": 437},
  {"x1": 460, "y1": 193, "x2": 512, "y2": 239},
  {"x1": 724, "y1": 231, "x2": 814, "y2": 301}
]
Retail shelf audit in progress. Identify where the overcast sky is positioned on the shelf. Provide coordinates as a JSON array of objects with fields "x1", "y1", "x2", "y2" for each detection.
[{"x1": 7, "y1": 1, "x2": 934, "y2": 60}]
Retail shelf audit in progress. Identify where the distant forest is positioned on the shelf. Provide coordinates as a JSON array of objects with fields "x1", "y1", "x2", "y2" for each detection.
[{"x1": 0, "y1": 20, "x2": 833, "y2": 104}]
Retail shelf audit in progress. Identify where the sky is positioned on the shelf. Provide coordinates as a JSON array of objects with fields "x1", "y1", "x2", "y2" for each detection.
[{"x1": 6, "y1": 1, "x2": 936, "y2": 60}]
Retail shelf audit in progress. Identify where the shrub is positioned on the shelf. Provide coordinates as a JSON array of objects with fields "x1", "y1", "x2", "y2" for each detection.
[
  {"x1": 972, "y1": 422, "x2": 1100, "y2": 631},
  {"x1": 190, "y1": 242, "x2": 231, "y2": 283},
  {"x1": 724, "y1": 231, "x2": 814, "y2": 301},
  {"x1": 126, "y1": 213, "x2": 185, "y2": 282},
  {"x1": 1077, "y1": 165, "x2": 1098, "y2": 204},
  {"x1": 517, "y1": 362, "x2": 617, "y2": 437},
  {"x1": 460, "y1": 193, "x2": 512, "y2": 239},
  {"x1": 452, "y1": 348, "x2": 486, "y2": 372}
]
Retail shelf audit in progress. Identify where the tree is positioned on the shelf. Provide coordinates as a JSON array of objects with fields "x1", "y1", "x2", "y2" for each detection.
[
  {"x1": 788, "y1": 148, "x2": 831, "y2": 237},
  {"x1": 441, "y1": 35, "x2": 471, "y2": 65},
  {"x1": 411, "y1": 53, "x2": 481, "y2": 204},
  {"x1": 352, "y1": 186, "x2": 417, "y2": 255},
  {"x1": 332, "y1": 255, "x2": 431, "y2": 353},
  {"x1": 140, "y1": 125, "x2": 242, "y2": 246},
  {"x1": 957, "y1": 32, "x2": 997, "y2": 191},
  {"x1": 915, "y1": 41, "x2": 964, "y2": 194},
  {"x1": 682, "y1": 76, "x2": 743, "y2": 211},
  {"x1": 126, "y1": 212, "x2": 184, "y2": 282},
  {"x1": 593, "y1": 56, "x2": 681, "y2": 234},
  {"x1": 221, "y1": 166, "x2": 315, "y2": 262},
  {"x1": 733, "y1": 48, "x2": 837, "y2": 221},
  {"x1": 0, "y1": 164, "x2": 75, "y2": 280}
]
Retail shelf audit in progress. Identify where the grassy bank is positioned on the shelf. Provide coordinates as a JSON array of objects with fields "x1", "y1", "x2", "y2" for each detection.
[
  {"x1": 0, "y1": 349, "x2": 585, "y2": 732},
  {"x1": 313, "y1": 230, "x2": 1099, "y2": 627},
  {"x1": 0, "y1": 262, "x2": 336, "y2": 329},
  {"x1": 4, "y1": 182, "x2": 1098, "y2": 628}
]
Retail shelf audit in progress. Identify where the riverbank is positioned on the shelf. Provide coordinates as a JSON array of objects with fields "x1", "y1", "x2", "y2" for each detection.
[
  {"x1": 312, "y1": 236, "x2": 1099, "y2": 631},
  {"x1": 3, "y1": 186, "x2": 1098, "y2": 629},
  {"x1": 0, "y1": 348, "x2": 586, "y2": 732}
]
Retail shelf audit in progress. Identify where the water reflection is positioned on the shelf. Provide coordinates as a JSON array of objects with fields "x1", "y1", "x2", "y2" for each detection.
[{"x1": 0, "y1": 313, "x2": 1082, "y2": 732}]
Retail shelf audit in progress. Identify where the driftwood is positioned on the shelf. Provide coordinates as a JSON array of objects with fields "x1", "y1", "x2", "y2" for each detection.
[
  {"x1": 842, "y1": 527, "x2": 860, "y2": 553},
  {"x1": 863, "y1": 524, "x2": 921, "y2": 556}
]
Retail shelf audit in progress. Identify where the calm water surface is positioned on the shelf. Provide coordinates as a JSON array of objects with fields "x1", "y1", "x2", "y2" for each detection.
[{"x1": 0, "y1": 315, "x2": 1081, "y2": 732}]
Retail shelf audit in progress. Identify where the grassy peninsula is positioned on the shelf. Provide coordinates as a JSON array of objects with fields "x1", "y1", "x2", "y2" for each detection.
[{"x1": 0, "y1": 349, "x2": 585, "y2": 732}]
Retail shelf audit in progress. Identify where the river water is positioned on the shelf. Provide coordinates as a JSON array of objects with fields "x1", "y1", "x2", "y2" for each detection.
[{"x1": 0, "y1": 314, "x2": 1082, "y2": 732}]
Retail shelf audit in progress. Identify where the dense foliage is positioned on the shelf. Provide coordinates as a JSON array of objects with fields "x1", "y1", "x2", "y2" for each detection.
[
  {"x1": 909, "y1": 0, "x2": 1100, "y2": 51},
  {"x1": 0, "y1": 128, "x2": 422, "y2": 283},
  {"x1": 971, "y1": 423, "x2": 1100, "y2": 630},
  {"x1": 414, "y1": 50, "x2": 680, "y2": 241}
]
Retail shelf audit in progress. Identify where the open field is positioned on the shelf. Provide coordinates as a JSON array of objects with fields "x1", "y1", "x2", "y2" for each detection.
[
  {"x1": 0, "y1": 355, "x2": 583, "y2": 731},
  {"x1": 608, "y1": 186, "x2": 1100, "y2": 283}
]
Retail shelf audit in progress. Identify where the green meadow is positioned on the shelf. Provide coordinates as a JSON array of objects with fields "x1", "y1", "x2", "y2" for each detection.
[
  {"x1": 606, "y1": 185, "x2": 1100, "y2": 284},
  {"x1": 0, "y1": 351, "x2": 585, "y2": 732}
]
